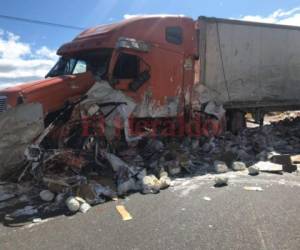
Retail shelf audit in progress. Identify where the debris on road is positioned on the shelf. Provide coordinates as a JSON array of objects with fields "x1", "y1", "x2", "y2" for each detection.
[
  {"x1": 253, "y1": 161, "x2": 283, "y2": 174},
  {"x1": 203, "y1": 196, "x2": 211, "y2": 201},
  {"x1": 214, "y1": 161, "x2": 228, "y2": 173},
  {"x1": 0, "y1": 92, "x2": 300, "y2": 225},
  {"x1": 231, "y1": 161, "x2": 246, "y2": 171},
  {"x1": 39, "y1": 190, "x2": 55, "y2": 202},
  {"x1": 248, "y1": 165, "x2": 260, "y2": 176},
  {"x1": 271, "y1": 154, "x2": 298, "y2": 173},
  {"x1": 214, "y1": 176, "x2": 229, "y2": 187},
  {"x1": 65, "y1": 197, "x2": 81, "y2": 212},
  {"x1": 116, "y1": 205, "x2": 133, "y2": 221},
  {"x1": 243, "y1": 186, "x2": 263, "y2": 191}
]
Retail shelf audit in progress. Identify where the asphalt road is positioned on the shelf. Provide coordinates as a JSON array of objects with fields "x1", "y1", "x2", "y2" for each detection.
[{"x1": 0, "y1": 171, "x2": 300, "y2": 250}]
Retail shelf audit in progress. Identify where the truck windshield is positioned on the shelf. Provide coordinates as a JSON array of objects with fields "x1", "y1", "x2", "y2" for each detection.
[
  {"x1": 46, "y1": 58, "x2": 86, "y2": 77},
  {"x1": 46, "y1": 49, "x2": 112, "y2": 79}
]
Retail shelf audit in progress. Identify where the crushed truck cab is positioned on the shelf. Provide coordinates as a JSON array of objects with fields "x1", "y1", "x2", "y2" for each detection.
[
  {"x1": 2, "y1": 15, "x2": 300, "y2": 179},
  {"x1": 0, "y1": 16, "x2": 201, "y2": 130},
  {"x1": 57, "y1": 16, "x2": 196, "y2": 118},
  {"x1": 1, "y1": 15, "x2": 300, "y2": 135}
]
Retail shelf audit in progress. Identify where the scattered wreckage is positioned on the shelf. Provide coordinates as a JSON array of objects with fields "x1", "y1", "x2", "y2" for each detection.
[
  {"x1": 1, "y1": 16, "x2": 300, "y2": 225},
  {"x1": 1, "y1": 99, "x2": 300, "y2": 226}
]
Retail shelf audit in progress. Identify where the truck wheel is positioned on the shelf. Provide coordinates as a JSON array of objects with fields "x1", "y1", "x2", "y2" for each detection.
[{"x1": 227, "y1": 110, "x2": 246, "y2": 134}]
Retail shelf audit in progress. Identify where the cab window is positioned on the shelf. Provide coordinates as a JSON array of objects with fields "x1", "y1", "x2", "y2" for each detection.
[
  {"x1": 46, "y1": 58, "x2": 87, "y2": 77},
  {"x1": 166, "y1": 26, "x2": 183, "y2": 45},
  {"x1": 73, "y1": 60, "x2": 87, "y2": 74},
  {"x1": 113, "y1": 53, "x2": 139, "y2": 79}
]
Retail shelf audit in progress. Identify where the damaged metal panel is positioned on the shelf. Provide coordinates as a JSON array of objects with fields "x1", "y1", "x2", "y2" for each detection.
[
  {"x1": 0, "y1": 103, "x2": 44, "y2": 178},
  {"x1": 198, "y1": 17, "x2": 300, "y2": 108},
  {"x1": 80, "y1": 80, "x2": 136, "y2": 141},
  {"x1": 133, "y1": 92, "x2": 180, "y2": 118}
]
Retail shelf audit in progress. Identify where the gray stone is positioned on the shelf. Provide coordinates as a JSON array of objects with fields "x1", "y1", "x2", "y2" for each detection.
[
  {"x1": 0, "y1": 103, "x2": 44, "y2": 178},
  {"x1": 248, "y1": 165, "x2": 260, "y2": 175},
  {"x1": 39, "y1": 190, "x2": 55, "y2": 202},
  {"x1": 213, "y1": 161, "x2": 228, "y2": 173},
  {"x1": 231, "y1": 161, "x2": 246, "y2": 171},
  {"x1": 214, "y1": 176, "x2": 228, "y2": 187}
]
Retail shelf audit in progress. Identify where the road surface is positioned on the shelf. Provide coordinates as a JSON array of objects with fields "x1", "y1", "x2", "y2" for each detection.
[{"x1": 0, "y1": 171, "x2": 300, "y2": 250}]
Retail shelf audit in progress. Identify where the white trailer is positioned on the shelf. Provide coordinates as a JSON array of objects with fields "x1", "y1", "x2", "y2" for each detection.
[{"x1": 197, "y1": 17, "x2": 300, "y2": 113}]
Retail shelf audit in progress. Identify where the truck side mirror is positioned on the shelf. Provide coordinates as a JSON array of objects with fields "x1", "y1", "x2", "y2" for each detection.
[{"x1": 129, "y1": 70, "x2": 150, "y2": 91}]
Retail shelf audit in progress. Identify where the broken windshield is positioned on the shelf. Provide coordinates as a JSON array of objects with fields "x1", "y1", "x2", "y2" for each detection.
[{"x1": 46, "y1": 49, "x2": 113, "y2": 79}]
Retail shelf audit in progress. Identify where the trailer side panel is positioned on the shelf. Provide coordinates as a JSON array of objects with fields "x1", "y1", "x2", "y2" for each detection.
[{"x1": 198, "y1": 17, "x2": 300, "y2": 109}]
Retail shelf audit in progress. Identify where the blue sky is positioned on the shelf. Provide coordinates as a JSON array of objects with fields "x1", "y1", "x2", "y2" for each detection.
[
  {"x1": 1, "y1": 0, "x2": 300, "y2": 86},
  {"x1": 2, "y1": 0, "x2": 300, "y2": 50}
]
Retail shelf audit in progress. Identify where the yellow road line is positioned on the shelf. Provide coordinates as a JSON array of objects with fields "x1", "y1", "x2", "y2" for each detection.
[{"x1": 116, "y1": 205, "x2": 133, "y2": 221}]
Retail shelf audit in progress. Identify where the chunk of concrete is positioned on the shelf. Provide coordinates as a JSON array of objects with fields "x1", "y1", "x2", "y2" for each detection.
[
  {"x1": 159, "y1": 175, "x2": 171, "y2": 189},
  {"x1": 0, "y1": 103, "x2": 44, "y2": 178},
  {"x1": 214, "y1": 176, "x2": 228, "y2": 187},
  {"x1": 214, "y1": 161, "x2": 228, "y2": 173},
  {"x1": 248, "y1": 165, "x2": 260, "y2": 175},
  {"x1": 254, "y1": 161, "x2": 283, "y2": 173},
  {"x1": 231, "y1": 161, "x2": 246, "y2": 171},
  {"x1": 142, "y1": 175, "x2": 160, "y2": 194}
]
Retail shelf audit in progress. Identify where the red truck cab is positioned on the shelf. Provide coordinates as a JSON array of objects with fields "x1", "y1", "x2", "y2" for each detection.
[{"x1": 0, "y1": 16, "x2": 197, "y2": 120}]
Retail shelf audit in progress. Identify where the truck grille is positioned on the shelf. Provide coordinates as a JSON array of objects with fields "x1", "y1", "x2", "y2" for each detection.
[{"x1": 0, "y1": 96, "x2": 7, "y2": 113}]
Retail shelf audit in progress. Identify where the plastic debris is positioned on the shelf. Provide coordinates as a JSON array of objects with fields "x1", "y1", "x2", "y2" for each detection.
[
  {"x1": 79, "y1": 202, "x2": 91, "y2": 213},
  {"x1": 65, "y1": 197, "x2": 80, "y2": 212}
]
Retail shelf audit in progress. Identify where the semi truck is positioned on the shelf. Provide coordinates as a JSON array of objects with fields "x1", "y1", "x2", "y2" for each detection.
[{"x1": 1, "y1": 15, "x2": 300, "y2": 134}]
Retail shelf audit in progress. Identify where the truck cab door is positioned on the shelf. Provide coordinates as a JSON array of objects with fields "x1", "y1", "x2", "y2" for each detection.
[
  {"x1": 66, "y1": 60, "x2": 94, "y2": 95},
  {"x1": 109, "y1": 51, "x2": 150, "y2": 94}
]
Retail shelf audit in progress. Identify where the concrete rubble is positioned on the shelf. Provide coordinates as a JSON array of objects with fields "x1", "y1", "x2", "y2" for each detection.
[{"x1": 0, "y1": 83, "x2": 300, "y2": 226}]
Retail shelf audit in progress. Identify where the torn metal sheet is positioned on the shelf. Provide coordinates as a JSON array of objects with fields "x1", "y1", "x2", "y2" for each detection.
[
  {"x1": 204, "y1": 101, "x2": 225, "y2": 120},
  {"x1": 80, "y1": 81, "x2": 136, "y2": 141},
  {"x1": 191, "y1": 83, "x2": 215, "y2": 110},
  {"x1": 133, "y1": 91, "x2": 180, "y2": 118},
  {"x1": 0, "y1": 103, "x2": 44, "y2": 178}
]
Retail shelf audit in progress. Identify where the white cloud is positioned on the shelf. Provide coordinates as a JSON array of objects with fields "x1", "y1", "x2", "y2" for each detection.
[
  {"x1": 35, "y1": 46, "x2": 58, "y2": 60},
  {"x1": 0, "y1": 30, "x2": 58, "y2": 88},
  {"x1": 240, "y1": 7, "x2": 300, "y2": 26},
  {"x1": 123, "y1": 14, "x2": 185, "y2": 19}
]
